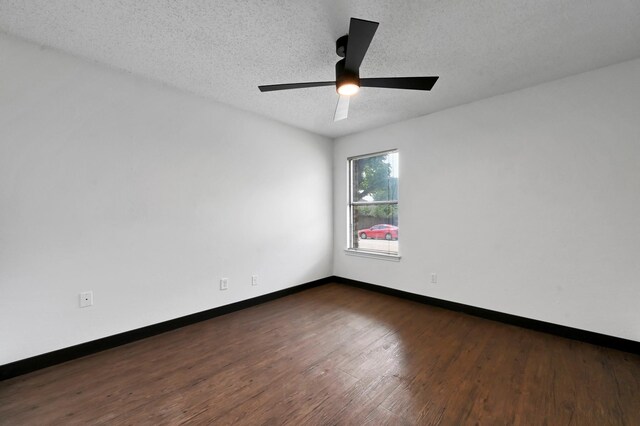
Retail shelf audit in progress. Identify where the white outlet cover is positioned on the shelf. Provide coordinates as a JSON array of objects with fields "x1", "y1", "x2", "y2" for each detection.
[
  {"x1": 251, "y1": 275, "x2": 258, "y2": 286},
  {"x1": 220, "y1": 278, "x2": 228, "y2": 290}
]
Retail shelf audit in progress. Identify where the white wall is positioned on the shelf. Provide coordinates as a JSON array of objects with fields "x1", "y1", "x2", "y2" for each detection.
[
  {"x1": 0, "y1": 34, "x2": 333, "y2": 365},
  {"x1": 334, "y1": 58, "x2": 640, "y2": 342}
]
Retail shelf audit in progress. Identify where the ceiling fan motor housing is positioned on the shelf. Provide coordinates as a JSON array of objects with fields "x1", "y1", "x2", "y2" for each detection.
[{"x1": 336, "y1": 35, "x2": 348, "y2": 57}]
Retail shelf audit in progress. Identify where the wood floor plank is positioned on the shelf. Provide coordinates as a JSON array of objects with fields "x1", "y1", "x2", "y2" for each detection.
[{"x1": 1, "y1": 283, "x2": 638, "y2": 425}]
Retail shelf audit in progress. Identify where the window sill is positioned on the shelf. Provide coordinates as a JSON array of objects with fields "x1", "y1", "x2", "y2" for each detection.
[{"x1": 344, "y1": 249, "x2": 401, "y2": 261}]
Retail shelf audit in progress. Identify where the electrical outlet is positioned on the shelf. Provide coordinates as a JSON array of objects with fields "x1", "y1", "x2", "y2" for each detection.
[
  {"x1": 79, "y1": 291, "x2": 93, "y2": 308},
  {"x1": 251, "y1": 275, "x2": 258, "y2": 286},
  {"x1": 431, "y1": 273, "x2": 437, "y2": 284},
  {"x1": 220, "y1": 278, "x2": 228, "y2": 290}
]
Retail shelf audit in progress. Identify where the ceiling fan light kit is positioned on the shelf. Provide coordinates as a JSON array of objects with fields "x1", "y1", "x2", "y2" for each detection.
[
  {"x1": 335, "y1": 34, "x2": 360, "y2": 96},
  {"x1": 258, "y1": 17, "x2": 439, "y2": 121}
]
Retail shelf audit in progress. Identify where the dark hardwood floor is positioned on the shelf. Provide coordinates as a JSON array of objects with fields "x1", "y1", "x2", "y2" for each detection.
[{"x1": 1, "y1": 283, "x2": 639, "y2": 425}]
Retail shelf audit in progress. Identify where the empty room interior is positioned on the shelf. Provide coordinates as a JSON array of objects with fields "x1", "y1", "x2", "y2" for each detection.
[{"x1": 1, "y1": 1, "x2": 639, "y2": 424}]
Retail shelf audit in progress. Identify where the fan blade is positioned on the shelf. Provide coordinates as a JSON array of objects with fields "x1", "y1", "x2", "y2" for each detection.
[
  {"x1": 344, "y1": 18, "x2": 379, "y2": 73},
  {"x1": 259, "y1": 81, "x2": 335, "y2": 92},
  {"x1": 360, "y1": 76, "x2": 439, "y2": 91},
  {"x1": 334, "y1": 95, "x2": 350, "y2": 121}
]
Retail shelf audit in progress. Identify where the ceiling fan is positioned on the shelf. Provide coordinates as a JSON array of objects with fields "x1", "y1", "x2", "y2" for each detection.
[{"x1": 258, "y1": 18, "x2": 439, "y2": 121}]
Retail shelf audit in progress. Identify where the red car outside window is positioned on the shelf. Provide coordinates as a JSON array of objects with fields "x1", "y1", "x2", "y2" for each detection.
[{"x1": 357, "y1": 224, "x2": 398, "y2": 240}]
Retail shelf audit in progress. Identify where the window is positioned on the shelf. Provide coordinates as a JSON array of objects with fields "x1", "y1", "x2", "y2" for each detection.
[{"x1": 348, "y1": 150, "x2": 399, "y2": 257}]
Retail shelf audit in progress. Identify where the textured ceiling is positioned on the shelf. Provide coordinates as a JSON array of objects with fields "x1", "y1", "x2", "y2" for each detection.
[{"x1": 1, "y1": 1, "x2": 640, "y2": 138}]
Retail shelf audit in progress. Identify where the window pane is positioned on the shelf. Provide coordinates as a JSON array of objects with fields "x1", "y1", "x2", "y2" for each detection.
[
  {"x1": 352, "y1": 152, "x2": 398, "y2": 202},
  {"x1": 351, "y1": 204, "x2": 398, "y2": 254}
]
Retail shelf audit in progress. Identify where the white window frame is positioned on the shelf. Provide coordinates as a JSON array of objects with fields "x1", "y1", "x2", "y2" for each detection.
[{"x1": 345, "y1": 149, "x2": 400, "y2": 260}]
